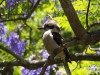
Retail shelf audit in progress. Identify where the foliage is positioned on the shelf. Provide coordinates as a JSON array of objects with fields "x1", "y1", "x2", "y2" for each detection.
[{"x1": 0, "y1": 0, "x2": 100, "y2": 75}]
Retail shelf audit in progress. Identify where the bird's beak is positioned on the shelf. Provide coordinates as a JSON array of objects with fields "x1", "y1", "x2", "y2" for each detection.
[{"x1": 37, "y1": 27, "x2": 44, "y2": 30}]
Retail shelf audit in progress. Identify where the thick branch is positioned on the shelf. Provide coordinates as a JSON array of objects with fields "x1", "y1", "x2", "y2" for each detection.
[
  {"x1": 59, "y1": 0, "x2": 86, "y2": 38},
  {"x1": 63, "y1": 30, "x2": 100, "y2": 47},
  {"x1": 0, "y1": 54, "x2": 100, "y2": 69},
  {"x1": 0, "y1": 45, "x2": 28, "y2": 65}
]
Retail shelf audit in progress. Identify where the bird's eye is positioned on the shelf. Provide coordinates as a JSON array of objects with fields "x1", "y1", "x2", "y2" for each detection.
[
  {"x1": 45, "y1": 24, "x2": 54, "y2": 29},
  {"x1": 49, "y1": 25, "x2": 54, "y2": 29}
]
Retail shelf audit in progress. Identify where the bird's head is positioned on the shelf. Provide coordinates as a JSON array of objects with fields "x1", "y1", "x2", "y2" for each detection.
[{"x1": 38, "y1": 20, "x2": 61, "y2": 33}]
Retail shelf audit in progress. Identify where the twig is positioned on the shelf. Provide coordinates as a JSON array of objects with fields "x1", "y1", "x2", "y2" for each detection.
[
  {"x1": 59, "y1": 0, "x2": 86, "y2": 38},
  {"x1": 86, "y1": 22, "x2": 100, "y2": 31},
  {"x1": 72, "y1": 61, "x2": 79, "y2": 72},
  {"x1": 0, "y1": 17, "x2": 25, "y2": 22},
  {"x1": 0, "y1": 45, "x2": 25, "y2": 62},
  {"x1": 86, "y1": 0, "x2": 91, "y2": 28},
  {"x1": 25, "y1": 0, "x2": 41, "y2": 20},
  {"x1": 24, "y1": 21, "x2": 32, "y2": 50},
  {"x1": 85, "y1": 45, "x2": 89, "y2": 53},
  {"x1": 0, "y1": 0, "x2": 4, "y2": 5},
  {"x1": 2, "y1": 66, "x2": 14, "y2": 75},
  {"x1": 89, "y1": 45, "x2": 100, "y2": 51}
]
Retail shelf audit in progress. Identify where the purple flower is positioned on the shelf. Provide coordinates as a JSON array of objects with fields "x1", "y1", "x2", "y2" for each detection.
[
  {"x1": 0, "y1": 23, "x2": 27, "y2": 56},
  {"x1": 41, "y1": 17, "x2": 48, "y2": 29},
  {"x1": 21, "y1": 66, "x2": 50, "y2": 75},
  {"x1": 23, "y1": 12, "x2": 27, "y2": 18},
  {"x1": 54, "y1": 0, "x2": 58, "y2": 3},
  {"x1": 90, "y1": 65, "x2": 97, "y2": 71},
  {"x1": 97, "y1": 48, "x2": 100, "y2": 54},
  {"x1": 21, "y1": 55, "x2": 50, "y2": 75},
  {"x1": 45, "y1": 66, "x2": 50, "y2": 75},
  {"x1": 56, "y1": 70, "x2": 63, "y2": 75},
  {"x1": 40, "y1": 50, "x2": 49, "y2": 59},
  {"x1": 5, "y1": 32, "x2": 27, "y2": 56},
  {"x1": 30, "y1": 0, "x2": 37, "y2": 4},
  {"x1": 0, "y1": 22, "x2": 8, "y2": 42},
  {"x1": 28, "y1": 55, "x2": 36, "y2": 61},
  {"x1": 52, "y1": 64, "x2": 57, "y2": 70},
  {"x1": 6, "y1": 0, "x2": 23, "y2": 11},
  {"x1": 21, "y1": 67, "x2": 42, "y2": 75},
  {"x1": 0, "y1": 23, "x2": 7, "y2": 34},
  {"x1": 43, "y1": 17, "x2": 48, "y2": 23},
  {"x1": 56, "y1": 4, "x2": 62, "y2": 11}
]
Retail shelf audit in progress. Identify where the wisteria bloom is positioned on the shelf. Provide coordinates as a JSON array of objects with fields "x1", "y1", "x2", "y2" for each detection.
[
  {"x1": 30, "y1": 0, "x2": 37, "y2": 4},
  {"x1": 40, "y1": 50, "x2": 49, "y2": 59},
  {"x1": 90, "y1": 65, "x2": 97, "y2": 71},
  {"x1": 5, "y1": 32, "x2": 27, "y2": 56},
  {"x1": 21, "y1": 66, "x2": 51, "y2": 75},
  {"x1": 96, "y1": 48, "x2": 100, "y2": 55},
  {"x1": 21, "y1": 67, "x2": 42, "y2": 75},
  {"x1": 21, "y1": 55, "x2": 50, "y2": 75},
  {"x1": 56, "y1": 70, "x2": 63, "y2": 75},
  {"x1": 0, "y1": 22, "x2": 8, "y2": 42},
  {"x1": 6, "y1": 0, "x2": 23, "y2": 10}
]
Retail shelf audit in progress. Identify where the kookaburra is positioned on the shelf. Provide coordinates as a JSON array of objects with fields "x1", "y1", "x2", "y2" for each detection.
[{"x1": 38, "y1": 19, "x2": 71, "y2": 63}]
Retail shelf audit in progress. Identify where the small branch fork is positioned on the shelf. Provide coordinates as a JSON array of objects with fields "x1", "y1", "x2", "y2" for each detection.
[
  {"x1": 85, "y1": 0, "x2": 100, "y2": 31},
  {"x1": 86, "y1": 22, "x2": 100, "y2": 31},
  {"x1": 40, "y1": 47, "x2": 63, "y2": 75}
]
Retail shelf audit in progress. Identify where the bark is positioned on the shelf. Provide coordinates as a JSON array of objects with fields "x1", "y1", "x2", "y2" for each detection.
[
  {"x1": 59, "y1": 0, "x2": 100, "y2": 47},
  {"x1": 59, "y1": 0, "x2": 86, "y2": 38},
  {"x1": 0, "y1": 53, "x2": 100, "y2": 70}
]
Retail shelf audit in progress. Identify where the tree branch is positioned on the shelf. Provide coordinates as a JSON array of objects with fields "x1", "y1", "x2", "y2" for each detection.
[
  {"x1": 86, "y1": 22, "x2": 100, "y2": 31},
  {"x1": 0, "y1": 45, "x2": 27, "y2": 64},
  {"x1": 0, "y1": 0, "x2": 41, "y2": 22},
  {"x1": 0, "y1": 18, "x2": 25, "y2": 22},
  {"x1": 86, "y1": 0, "x2": 91, "y2": 28},
  {"x1": 25, "y1": 0, "x2": 41, "y2": 20},
  {"x1": 59, "y1": 0, "x2": 86, "y2": 38},
  {"x1": 63, "y1": 29, "x2": 100, "y2": 47},
  {"x1": 0, "y1": 54, "x2": 100, "y2": 69},
  {"x1": 0, "y1": 0, "x2": 4, "y2": 5},
  {"x1": 40, "y1": 47, "x2": 63, "y2": 75}
]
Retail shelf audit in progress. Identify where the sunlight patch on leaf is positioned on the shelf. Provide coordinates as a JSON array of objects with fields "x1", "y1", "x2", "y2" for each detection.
[
  {"x1": 73, "y1": 1, "x2": 87, "y2": 11},
  {"x1": 54, "y1": 17, "x2": 72, "y2": 31}
]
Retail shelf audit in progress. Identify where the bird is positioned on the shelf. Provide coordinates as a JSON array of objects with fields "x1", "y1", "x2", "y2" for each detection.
[{"x1": 38, "y1": 19, "x2": 71, "y2": 63}]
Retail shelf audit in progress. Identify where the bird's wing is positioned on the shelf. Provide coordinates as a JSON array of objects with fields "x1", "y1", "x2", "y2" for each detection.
[
  {"x1": 52, "y1": 32, "x2": 72, "y2": 63},
  {"x1": 63, "y1": 48, "x2": 72, "y2": 63},
  {"x1": 51, "y1": 32, "x2": 63, "y2": 46}
]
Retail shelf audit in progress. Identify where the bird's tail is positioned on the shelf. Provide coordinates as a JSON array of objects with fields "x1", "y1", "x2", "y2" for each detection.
[
  {"x1": 63, "y1": 48, "x2": 72, "y2": 63},
  {"x1": 63, "y1": 48, "x2": 72, "y2": 75},
  {"x1": 63, "y1": 60, "x2": 71, "y2": 75}
]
